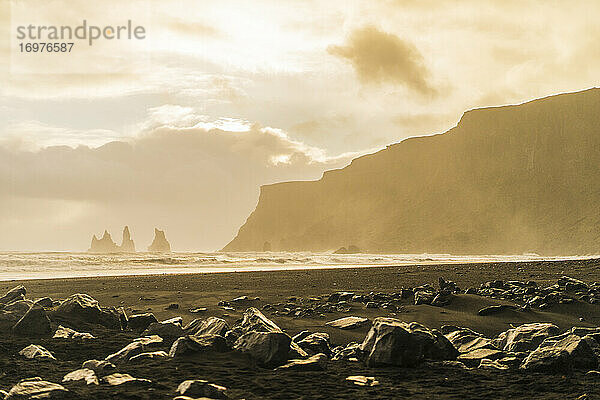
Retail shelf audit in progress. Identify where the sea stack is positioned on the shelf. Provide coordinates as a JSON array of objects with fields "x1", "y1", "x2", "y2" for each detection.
[
  {"x1": 148, "y1": 228, "x2": 171, "y2": 252},
  {"x1": 88, "y1": 230, "x2": 119, "y2": 253},
  {"x1": 120, "y1": 226, "x2": 136, "y2": 252}
]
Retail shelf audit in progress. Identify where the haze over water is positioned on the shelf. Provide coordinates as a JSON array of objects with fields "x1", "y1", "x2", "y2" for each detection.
[{"x1": 0, "y1": 251, "x2": 595, "y2": 281}]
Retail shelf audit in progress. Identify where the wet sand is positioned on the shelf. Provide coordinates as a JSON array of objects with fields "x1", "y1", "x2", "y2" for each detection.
[{"x1": 1, "y1": 258, "x2": 600, "y2": 399}]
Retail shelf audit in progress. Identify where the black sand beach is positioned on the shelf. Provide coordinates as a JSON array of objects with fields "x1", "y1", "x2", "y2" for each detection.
[{"x1": 1, "y1": 258, "x2": 600, "y2": 399}]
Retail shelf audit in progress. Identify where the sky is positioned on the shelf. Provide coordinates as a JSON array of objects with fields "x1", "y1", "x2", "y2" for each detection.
[{"x1": 0, "y1": 0, "x2": 599, "y2": 251}]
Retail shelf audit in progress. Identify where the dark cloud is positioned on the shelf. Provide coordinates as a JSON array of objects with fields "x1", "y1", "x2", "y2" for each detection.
[
  {"x1": 328, "y1": 26, "x2": 436, "y2": 96},
  {"x1": 0, "y1": 113, "x2": 358, "y2": 251}
]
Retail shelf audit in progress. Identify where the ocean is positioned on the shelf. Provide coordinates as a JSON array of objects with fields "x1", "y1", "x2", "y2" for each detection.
[{"x1": 0, "y1": 251, "x2": 593, "y2": 281}]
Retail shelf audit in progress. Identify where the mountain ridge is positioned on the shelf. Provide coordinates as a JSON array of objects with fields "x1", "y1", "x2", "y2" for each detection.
[{"x1": 223, "y1": 88, "x2": 600, "y2": 255}]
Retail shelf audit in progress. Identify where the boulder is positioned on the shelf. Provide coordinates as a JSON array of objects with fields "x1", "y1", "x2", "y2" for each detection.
[
  {"x1": 296, "y1": 333, "x2": 331, "y2": 356},
  {"x1": 458, "y1": 348, "x2": 505, "y2": 366},
  {"x1": 176, "y1": 380, "x2": 228, "y2": 399},
  {"x1": 276, "y1": 353, "x2": 327, "y2": 371},
  {"x1": 558, "y1": 276, "x2": 588, "y2": 292},
  {"x1": 142, "y1": 320, "x2": 184, "y2": 338},
  {"x1": 184, "y1": 317, "x2": 229, "y2": 337},
  {"x1": 53, "y1": 294, "x2": 120, "y2": 329},
  {"x1": 62, "y1": 369, "x2": 99, "y2": 385},
  {"x1": 331, "y1": 342, "x2": 362, "y2": 361},
  {"x1": 12, "y1": 305, "x2": 52, "y2": 336},
  {"x1": 479, "y1": 359, "x2": 510, "y2": 370},
  {"x1": 360, "y1": 318, "x2": 458, "y2": 367},
  {"x1": 33, "y1": 297, "x2": 54, "y2": 308},
  {"x1": 169, "y1": 334, "x2": 228, "y2": 357},
  {"x1": 326, "y1": 316, "x2": 369, "y2": 330},
  {"x1": 238, "y1": 307, "x2": 282, "y2": 334},
  {"x1": 127, "y1": 313, "x2": 158, "y2": 331},
  {"x1": 81, "y1": 359, "x2": 116, "y2": 376},
  {"x1": 444, "y1": 327, "x2": 495, "y2": 353},
  {"x1": 0, "y1": 286, "x2": 26, "y2": 305},
  {"x1": 292, "y1": 331, "x2": 312, "y2": 343},
  {"x1": 5, "y1": 378, "x2": 72, "y2": 399},
  {"x1": 19, "y1": 344, "x2": 55, "y2": 360},
  {"x1": 494, "y1": 323, "x2": 560, "y2": 352},
  {"x1": 53, "y1": 326, "x2": 95, "y2": 340},
  {"x1": 328, "y1": 292, "x2": 355, "y2": 303},
  {"x1": 101, "y1": 373, "x2": 152, "y2": 387},
  {"x1": 105, "y1": 335, "x2": 163, "y2": 364},
  {"x1": 521, "y1": 333, "x2": 600, "y2": 372},
  {"x1": 3, "y1": 300, "x2": 33, "y2": 317},
  {"x1": 414, "y1": 289, "x2": 436, "y2": 305},
  {"x1": 233, "y1": 331, "x2": 291, "y2": 367}
]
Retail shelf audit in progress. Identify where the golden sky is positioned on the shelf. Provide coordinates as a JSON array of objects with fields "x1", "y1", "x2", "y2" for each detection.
[{"x1": 0, "y1": 0, "x2": 598, "y2": 251}]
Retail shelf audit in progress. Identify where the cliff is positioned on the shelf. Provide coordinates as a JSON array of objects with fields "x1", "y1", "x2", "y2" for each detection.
[
  {"x1": 148, "y1": 228, "x2": 171, "y2": 252},
  {"x1": 223, "y1": 88, "x2": 600, "y2": 255}
]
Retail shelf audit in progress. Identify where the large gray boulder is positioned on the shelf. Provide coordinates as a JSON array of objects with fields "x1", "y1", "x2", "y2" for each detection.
[
  {"x1": 0, "y1": 286, "x2": 26, "y2": 305},
  {"x1": 233, "y1": 331, "x2": 291, "y2": 367},
  {"x1": 296, "y1": 333, "x2": 331, "y2": 356},
  {"x1": 12, "y1": 305, "x2": 52, "y2": 336},
  {"x1": 184, "y1": 317, "x2": 229, "y2": 337},
  {"x1": 53, "y1": 294, "x2": 120, "y2": 329},
  {"x1": 2, "y1": 300, "x2": 33, "y2": 318},
  {"x1": 360, "y1": 318, "x2": 458, "y2": 367},
  {"x1": 105, "y1": 335, "x2": 163, "y2": 364},
  {"x1": 444, "y1": 327, "x2": 495, "y2": 354},
  {"x1": 142, "y1": 320, "x2": 184, "y2": 338},
  {"x1": 127, "y1": 313, "x2": 157, "y2": 331},
  {"x1": 494, "y1": 323, "x2": 560, "y2": 352},
  {"x1": 238, "y1": 307, "x2": 282, "y2": 334},
  {"x1": 5, "y1": 377, "x2": 73, "y2": 399},
  {"x1": 169, "y1": 334, "x2": 228, "y2": 357},
  {"x1": 521, "y1": 333, "x2": 600, "y2": 372}
]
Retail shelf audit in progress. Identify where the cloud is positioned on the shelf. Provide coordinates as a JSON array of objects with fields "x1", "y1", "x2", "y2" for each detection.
[
  {"x1": 166, "y1": 17, "x2": 223, "y2": 38},
  {"x1": 328, "y1": 26, "x2": 436, "y2": 96},
  {"x1": 0, "y1": 107, "x2": 364, "y2": 251}
]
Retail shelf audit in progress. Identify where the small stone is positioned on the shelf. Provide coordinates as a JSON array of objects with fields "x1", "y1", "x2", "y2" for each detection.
[
  {"x1": 128, "y1": 351, "x2": 169, "y2": 362},
  {"x1": 346, "y1": 376, "x2": 379, "y2": 387},
  {"x1": 276, "y1": 353, "x2": 327, "y2": 371},
  {"x1": 19, "y1": 344, "x2": 55, "y2": 360},
  {"x1": 62, "y1": 368, "x2": 99, "y2": 385},
  {"x1": 176, "y1": 379, "x2": 228, "y2": 399},
  {"x1": 53, "y1": 325, "x2": 95, "y2": 340},
  {"x1": 101, "y1": 373, "x2": 152, "y2": 387},
  {"x1": 325, "y1": 316, "x2": 369, "y2": 330}
]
